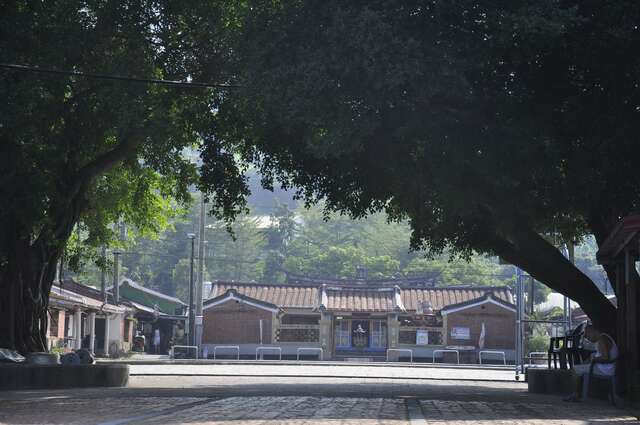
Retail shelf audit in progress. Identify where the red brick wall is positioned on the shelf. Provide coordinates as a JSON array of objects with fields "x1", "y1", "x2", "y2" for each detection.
[
  {"x1": 446, "y1": 302, "x2": 515, "y2": 349},
  {"x1": 202, "y1": 300, "x2": 273, "y2": 344}
]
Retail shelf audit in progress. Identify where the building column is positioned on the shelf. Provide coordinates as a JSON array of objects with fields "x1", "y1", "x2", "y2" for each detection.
[
  {"x1": 74, "y1": 308, "x2": 82, "y2": 349},
  {"x1": 57, "y1": 310, "x2": 66, "y2": 342},
  {"x1": 442, "y1": 314, "x2": 449, "y2": 346},
  {"x1": 319, "y1": 311, "x2": 333, "y2": 359},
  {"x1": 387, "y1": 313, "x2": 399, "y2": 349},
  {"x1": 45, "y1": 310, "x2": 51, "y2": 350},
  {"x1": 104, "y1": 315, "x2": 111, "y2": 356},
  {"x1": 88, "y1": 312, "x2": 96, "y2": 354}
]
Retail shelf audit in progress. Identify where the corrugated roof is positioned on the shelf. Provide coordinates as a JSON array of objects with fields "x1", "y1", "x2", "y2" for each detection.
[
  {"x1": 119, "y1": 278, "x2": 187, "y2": 306},
  {"x1": 324, "y1": 287, "x2": 397, "y2": 312},
  {"x1": 212, "y1": 282, "x2": 319, "y2": 308},
  {"x1": 401, "y1": 286, "x2": 513, "y2": 311}
]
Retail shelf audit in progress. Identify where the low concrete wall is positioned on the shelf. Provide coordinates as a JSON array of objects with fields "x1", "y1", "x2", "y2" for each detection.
[
  {"x1": 0, "y1": 363, "x2": 129, "y2": 391},
  {"x1": 528, "y1": 368, "x2": 576, "y2": 395}
]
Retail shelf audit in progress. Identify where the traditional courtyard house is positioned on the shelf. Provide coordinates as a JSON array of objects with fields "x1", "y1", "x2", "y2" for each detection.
[
  {"x1": 48, "y1": 279, "x2": 133, "y2": 356},
  {"x1": 112, "y1": 278, "x2": 187, "y2": 354},
  {"x1": 201, "y1": 278, "x2": 516, "y2": 362}
]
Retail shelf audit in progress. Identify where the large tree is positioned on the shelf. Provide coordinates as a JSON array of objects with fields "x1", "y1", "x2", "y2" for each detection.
[
  {"x1": 0, "y1": 1, "x2": 247, "y2": 353},
  {"x1": 204, "y1": 0, "x2": 640, "y2": 335}
]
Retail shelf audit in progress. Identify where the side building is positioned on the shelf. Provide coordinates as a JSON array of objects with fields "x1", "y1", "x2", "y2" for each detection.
[
  {"x1": 201, "y1": 279, "x2": 516, "y2": 362},
  {"x1": 112, "y1": 278, "x2": 188, "y2": 354},
  {"x1": 48, "y1": 277, "x2": 188, "y2": 356},
  {"x1": 48, "y1": 279, "x2": 134, "y2": 356}
]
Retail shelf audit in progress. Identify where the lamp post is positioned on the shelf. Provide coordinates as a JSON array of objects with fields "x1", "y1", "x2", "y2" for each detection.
[{"x1": 187, "y1": 233, "x2": 196, "y2": 347}]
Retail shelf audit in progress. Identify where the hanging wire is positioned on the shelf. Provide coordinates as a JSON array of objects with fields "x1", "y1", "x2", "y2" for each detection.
[{"x1": 0, "y1": 63, "x2": 239, "y2": 89}]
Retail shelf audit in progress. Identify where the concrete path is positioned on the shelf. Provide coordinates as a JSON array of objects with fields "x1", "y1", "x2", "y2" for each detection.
[{"x1": 128, "y1": 362, "x2": 516, "y2": 382}]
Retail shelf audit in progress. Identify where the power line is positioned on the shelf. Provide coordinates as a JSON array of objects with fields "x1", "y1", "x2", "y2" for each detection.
[
  {"x1": 0, "y1": 63, "x2": 239, "y2": 89},
  {"x1": 121, "y1": 250, "x2": 260, "y2": 264}
]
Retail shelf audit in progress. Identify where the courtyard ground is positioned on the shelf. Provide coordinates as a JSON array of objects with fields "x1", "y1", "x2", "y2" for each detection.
[{"x1": 0, "y1": 363, "x2": 637, "y2": 424}]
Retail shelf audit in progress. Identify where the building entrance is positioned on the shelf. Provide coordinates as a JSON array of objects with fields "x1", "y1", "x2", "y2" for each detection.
[{"x1": 334, "y1": 317, "x2": 387, "y2": 355}]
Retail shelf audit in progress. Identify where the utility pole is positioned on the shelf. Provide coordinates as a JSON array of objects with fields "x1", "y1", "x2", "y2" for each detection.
[
  {"x1": 566, "y1": 241, "x2": 575, "y2": 330},
  {"x1": 101, "y1": 246, "x2": 107, "y2": 302},
  {"x1": 113, "y1": 249, "x2": 120, "y2": 305},
  {"x1": 187, "y1": 233, "x2": 196, "y2": 347},
  {"x1": 112, "y1": 221, "x2": 126, "y2": 305},
  {"x1": 195, "y1": 196, "x2": 206, "y2": 350},
  {"x1": 529, "y1": 276, "x2": 535, "y2": 315}
]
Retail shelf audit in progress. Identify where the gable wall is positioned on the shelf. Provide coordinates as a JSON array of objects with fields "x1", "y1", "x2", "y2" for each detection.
[
  {"x1": 202, "y1": 299, "x2": 273, "y2": 344},
  {"x1": 446, "y1": 303, "x2": 515, "y2": 349}
]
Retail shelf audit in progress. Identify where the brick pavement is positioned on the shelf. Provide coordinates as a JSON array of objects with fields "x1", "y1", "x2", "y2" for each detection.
[{"x1": 0, "y1": 367, "x2": 638, "y2": 424}]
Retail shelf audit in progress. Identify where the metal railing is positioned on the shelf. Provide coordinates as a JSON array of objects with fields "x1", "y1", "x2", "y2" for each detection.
[
  {"x1": 256, "y1": 346, "x2": 282, "y2": 360},
  {"x1": 170, "y1": 345, "x2": 198, "y2": 359},
  {"x1": 433, "y1": 349, "x2": 460, "y2": 364},
  {"x1": 386, "y1": 348, "x2": 413, "y2": 362},
  {"x1": 478, "y1": 350, "x2": 506, "y2": 365},
  {"x1": 296, "y1": 347, "x2": 323, "y2": 360},
  {"x1": 213, "y1": 345, "x2": 240, "y2": 360}
]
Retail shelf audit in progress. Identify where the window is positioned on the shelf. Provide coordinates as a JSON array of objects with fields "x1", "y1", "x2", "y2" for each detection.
[
  {"x1": 370, "y1": 320, "x2": 387, "y2": 348},
  {"x1": 399, "y1": 329, "x2": 443, "y2": 345},
  {"x1": 335, "y1": 320, "x2": 350, "y2": 347},
  {"x1": 427, "y1": 330, "x2": 443, "y2": 345}
]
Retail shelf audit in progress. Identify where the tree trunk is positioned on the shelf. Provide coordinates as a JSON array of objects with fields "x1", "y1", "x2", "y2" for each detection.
[
  {"x1": 0, "y1": 236, "x2": 60, "y2": 354},
  {"x1": 488, "y1": 225, "x2": 617, "y2": 336}
]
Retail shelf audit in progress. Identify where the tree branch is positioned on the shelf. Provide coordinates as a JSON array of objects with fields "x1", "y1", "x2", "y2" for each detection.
[
  {"x1": 484, "y1": 224, "x2": 617, "y2": 335},
  {"x1": 71, "y1": 136, "x2": 143, "y2": 198}
]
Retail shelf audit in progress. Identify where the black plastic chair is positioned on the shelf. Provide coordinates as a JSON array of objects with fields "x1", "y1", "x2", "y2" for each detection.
[{"x1": 548, "y1": 322, "x2": 587, "y2": 369}]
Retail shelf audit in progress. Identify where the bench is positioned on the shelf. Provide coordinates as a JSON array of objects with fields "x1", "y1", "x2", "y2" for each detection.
[
  {"x1": 386, "y1": 348, "x2": 413, "y2": 362},
  {"x1": 212, "y1": 345, "x2": 240, "y2": 360}
]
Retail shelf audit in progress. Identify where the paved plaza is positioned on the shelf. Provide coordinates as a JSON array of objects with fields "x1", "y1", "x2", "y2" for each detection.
[{"x1": 0, "y1": 364, "x2": 638, "y2": 424}]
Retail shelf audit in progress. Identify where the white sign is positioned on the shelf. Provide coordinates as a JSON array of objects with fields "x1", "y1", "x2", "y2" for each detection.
[
  {"x1": 416, "y1": 329, "x2": 429, "y2": 345},
  {"x1": 450, "y1": 327, "x2": 470, "y2": 340}
]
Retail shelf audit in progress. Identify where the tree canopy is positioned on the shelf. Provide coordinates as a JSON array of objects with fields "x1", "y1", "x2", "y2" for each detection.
[
  {"x1": 0, "y1": 1, "x2": 246, "y2": 352},
  {"x1": 203, "y1": 0, "x2": 640, "y2": 334}
]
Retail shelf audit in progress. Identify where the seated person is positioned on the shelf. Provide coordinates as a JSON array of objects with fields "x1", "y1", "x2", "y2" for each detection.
[{"x1": 564, "y1": 324, "x2": 618, "y2": 402}]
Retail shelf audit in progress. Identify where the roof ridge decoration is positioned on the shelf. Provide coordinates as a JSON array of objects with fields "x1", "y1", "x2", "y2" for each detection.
[
  {"x1": 317, "y1": 284, "x2": 328, "y2": 311},
  {"x1": 394, "y1": 285, "x2": 406, "y2": 312}
]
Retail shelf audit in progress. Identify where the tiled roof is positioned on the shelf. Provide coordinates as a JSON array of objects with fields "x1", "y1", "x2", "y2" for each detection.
[
  {"x1": 401, "y1": 286, "x2": 513, "y2": 312},
  {"x1": 207, "y1": 280, "x2": 513, "y2": 313},
  {"x1": 210, "y1": 282, "x2": 319, "y2": 308},
  {"x1": 324, "y1": 287, "x2": 398, "y2": 312},
  {"x1": 56, "y1": 279, "x2": 112, "y2": 303},
  {"x1": 49, "y1": 282, "x2": 127, "y2": 313},
  {"x1": 440, "y1": 293, "x2": 516, "y2": 314},
  {"x1": 204, "y1": 289, "x2": 281, "y2": 312}
]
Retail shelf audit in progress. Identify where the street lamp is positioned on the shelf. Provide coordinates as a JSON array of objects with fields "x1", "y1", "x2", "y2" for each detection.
[{"x1": 187, "y1": 233, "x2": 196, "y2": 347}]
